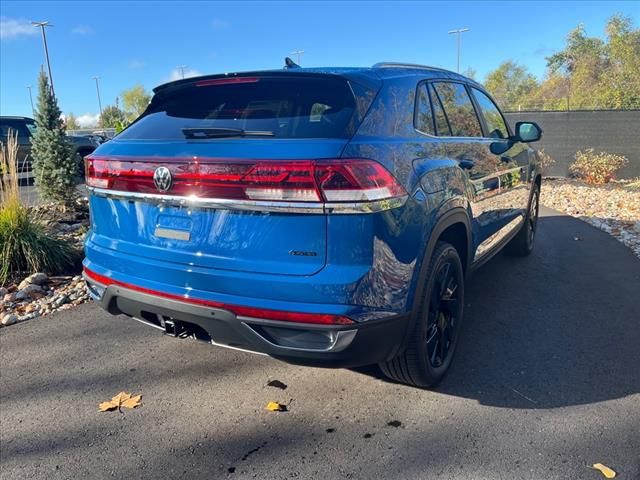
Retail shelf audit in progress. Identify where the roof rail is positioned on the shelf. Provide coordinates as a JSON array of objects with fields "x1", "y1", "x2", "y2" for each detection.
[{"x1": 372, "y1": 62, "x2": 451, "y2": 73}]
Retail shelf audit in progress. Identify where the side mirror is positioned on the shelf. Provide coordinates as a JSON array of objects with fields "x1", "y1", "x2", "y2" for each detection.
[{"x1": 514, "y1": 122, "x2": 542, "y2": 143}]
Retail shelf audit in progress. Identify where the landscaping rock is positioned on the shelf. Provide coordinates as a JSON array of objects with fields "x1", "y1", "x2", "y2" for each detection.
[
  {"x1": 15, "y1": 284, "x2": 44, "y2": 301},
  {"x1": 53, "y1": 295, "x2": 69, "y2": 308},
  {"x1": 0, "y1": 287, "x2": 8, "y2": 298},
  {"x1": 3, "y1": 293, "x2": 17, "y2": 303},
  {"x1": 1, "y1": 314, "x2": 18, "y2": 326},
  {"x1": 18, "y1": 272, "x2": 49, "y2": 290}
]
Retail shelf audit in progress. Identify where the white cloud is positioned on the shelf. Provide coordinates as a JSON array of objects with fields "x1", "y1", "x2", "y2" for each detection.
[
  {"x1": 128, "y1": 59, "x2": 146, "y2": 69},
  {"x1": 211, "y1": 18, "x2": 230, "y2": 30},
  {"x1": 166, "y1": 67, "x2": 203, "y2": 82},
  {"x1": 71, "y1": 25, "x2": 93, "y2": 35},
  {"x1": 76, "y1": 113, "x2": 100, "y2": 128},
  {"x1": 0, "y1": 17, "x2": 37, "y2": 40}
]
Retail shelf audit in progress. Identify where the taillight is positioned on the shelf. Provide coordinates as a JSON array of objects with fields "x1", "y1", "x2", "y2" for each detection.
[{"x1": 85, "y1": 156, "x2": 407, "y2": 213}]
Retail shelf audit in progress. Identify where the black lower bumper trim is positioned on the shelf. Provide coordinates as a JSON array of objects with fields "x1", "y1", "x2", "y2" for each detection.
[{"x1": 92, "y1": 282, "x2": 409, "y2": 368}]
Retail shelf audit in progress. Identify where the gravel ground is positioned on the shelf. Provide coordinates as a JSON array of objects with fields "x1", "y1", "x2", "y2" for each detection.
[{"x1": 541, "y1": 178, "x2": 640, "y2": 258}]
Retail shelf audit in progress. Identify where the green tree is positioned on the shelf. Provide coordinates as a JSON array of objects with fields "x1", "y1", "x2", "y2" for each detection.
[
  {"x1": 543, "y1": 15, "x2": 639, "y2": 109},
  {"x1": 31, "y1": 71, "x2": 77, "y2": 205},
  {"x1": 65, "y1": 113, "x2": 80, "y2": 131},
  {"x1": 121, "y1": 84, "x2": 150, "y2": 122},
  {"x1": 484, "y1": 61, "x2": 539, "y2": 110},
  {"x1": 100, "y1": 104, "x2": 127, "y2": 129}
]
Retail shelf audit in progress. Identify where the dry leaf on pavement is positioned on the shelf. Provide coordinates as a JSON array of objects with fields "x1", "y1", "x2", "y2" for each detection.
[
  {"x1": 99, "y1": 391, "x2": 142, "y2": 412},
  {"x1": 592, "y1": 463, "x2": 616, "y2": 478},
  {"x1": 265, "y1": 401, "x2": 287, "y2": 412}
]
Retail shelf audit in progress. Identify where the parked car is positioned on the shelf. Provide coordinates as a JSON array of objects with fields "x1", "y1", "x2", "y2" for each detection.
[
  {"x1": 83, "y1": 63, "x2": 542, "y2": 388},
  {"x1": 0, "y1": 116, "x2": 97, "y2": 175}
]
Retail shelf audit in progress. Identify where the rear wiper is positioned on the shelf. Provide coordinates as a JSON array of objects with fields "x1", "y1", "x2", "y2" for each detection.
[{"x1": 182, "y1": 127, "x2": 274, "y2": 139}]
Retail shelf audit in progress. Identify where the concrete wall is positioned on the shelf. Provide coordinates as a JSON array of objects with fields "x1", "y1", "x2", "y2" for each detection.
[{"x1": 504, "y1": 110, "x2": 640, "y2": 178}]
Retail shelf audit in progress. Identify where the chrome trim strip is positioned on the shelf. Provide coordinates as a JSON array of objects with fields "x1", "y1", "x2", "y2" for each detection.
[{"x1": 87, "y1": 187, "x2": 407, "y2": 214}]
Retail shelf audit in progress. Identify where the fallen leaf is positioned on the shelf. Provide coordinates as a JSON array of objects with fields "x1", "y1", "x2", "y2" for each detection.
[
  {"x1": 265, "y1": 401, "x2": 287, "y2": 412},
  {"x1": 99, "y1": 391, "x2": 142, "y2": 412},
  {"x1": 592, "y1": 463, "x2": 616, "y2": 478}
]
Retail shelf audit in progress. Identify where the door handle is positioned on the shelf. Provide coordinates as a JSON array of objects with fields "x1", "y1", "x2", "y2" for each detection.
[{"x1": 458, "y1": 159, "x2": 475, "y2": 170}]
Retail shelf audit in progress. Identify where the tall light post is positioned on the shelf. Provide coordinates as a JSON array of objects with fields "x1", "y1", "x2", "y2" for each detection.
[
  {"x1": 290, "y1": 50, "x2": 304, "y2": 65},
  {"x1": 92, "y1": 76, "x2": 103, "y2": 125},
  {"x1": 26, "y1": 86, "x2": 35, "y2": 115},
  {"x1": 32, "y1": 21, "x2": 55, "y2": 96},
  {"x1": 176, "y1": 65, "x2": 187, "y2": 79},
  {"x1": 447, "y1": 28, "x2": 470, "y2": 73}
]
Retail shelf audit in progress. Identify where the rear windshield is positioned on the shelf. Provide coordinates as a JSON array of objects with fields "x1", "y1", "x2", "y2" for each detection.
[{"x1": 118, "y1": 76, "x2": 368, "y2": 140}]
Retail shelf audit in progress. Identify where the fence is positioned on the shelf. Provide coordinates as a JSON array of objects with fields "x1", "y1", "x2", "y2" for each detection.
[{"x1": 504, "y1": 110, "x2": 640, "y2": 178}]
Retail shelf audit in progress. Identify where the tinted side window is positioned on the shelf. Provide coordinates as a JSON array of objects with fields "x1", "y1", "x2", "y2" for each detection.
[
  {"x1": 472, "y1": 88, "x2": 509, "y2": 139},
  {"x1": 429, "y1": 84, "x2": 452, "y2": 136},
  {"x1": 432, "y1": 82, "x2": 482, "y2": 137},
  {"x1": 414, "y1": 83, "x2": 434, "y2": 135},
  {"x1": 0, "y1": 121, "x2": 30, "y2": 140}
]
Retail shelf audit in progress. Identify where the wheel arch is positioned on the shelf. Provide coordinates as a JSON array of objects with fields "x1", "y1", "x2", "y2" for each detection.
[{"x1": 385, "y1": 206, "x2": 472, "y2": 363}]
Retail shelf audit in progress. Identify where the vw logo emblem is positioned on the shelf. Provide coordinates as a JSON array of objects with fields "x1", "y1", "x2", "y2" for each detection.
[{"x1": 153, "y1": 166, "x2": 172, "y2": 193}]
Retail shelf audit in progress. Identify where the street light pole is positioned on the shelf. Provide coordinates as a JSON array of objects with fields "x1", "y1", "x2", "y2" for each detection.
[
  {"x1": 290, "y1": 50, "x2": 304, "y2": 65},
  {"x1": 26, "y1": 86, "x2": 35, "y2": 115},
  {"x1": 32, "y1": 21, "x2": 55, "y2": 96},
  {"x1": 447, "y1": 28, "x2": 470, "y2": 73},
  {"x1": 92, "y1": 76, "x2": 103, "y2": 124},
  {"x1": 176, "y1": 65, "x2": 187, "y2": 79}
]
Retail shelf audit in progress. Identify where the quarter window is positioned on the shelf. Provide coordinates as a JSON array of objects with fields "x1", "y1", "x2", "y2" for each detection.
[
  {"x1": 415, "y1": 83, "x2": 435, "y2": 135},
  {"x1": 472, "y1": 88, "x2": 509, "y2": 139},
  {"x1": 429, "y1": 84, "x2": 452, "y2": 136},
  {"x1": 432, "y1": 82, "x2": 482, "y2": 137}
]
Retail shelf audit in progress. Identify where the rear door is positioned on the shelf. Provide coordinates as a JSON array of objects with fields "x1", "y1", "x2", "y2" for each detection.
[
  {"x1": 428, "y1": 81, "x2": 520, "y2": 259},
  {"x1": 86, "y1": 74, "x2": 377, "y2": 276}
]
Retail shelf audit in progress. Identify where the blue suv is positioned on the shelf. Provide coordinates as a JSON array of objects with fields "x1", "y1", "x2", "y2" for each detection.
[{"x1": 83, "y1": 62, "x2": 542, "y2": 387}]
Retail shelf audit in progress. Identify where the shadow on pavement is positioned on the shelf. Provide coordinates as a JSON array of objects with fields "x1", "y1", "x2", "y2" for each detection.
[{"x1": 358, "y1": 209, "x2": 640, "y2": 409}]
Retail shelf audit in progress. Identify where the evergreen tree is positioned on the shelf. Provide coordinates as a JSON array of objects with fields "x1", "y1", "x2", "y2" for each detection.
[{"x1": 31, "y1": 71, "x2": 77, "y2": 205}]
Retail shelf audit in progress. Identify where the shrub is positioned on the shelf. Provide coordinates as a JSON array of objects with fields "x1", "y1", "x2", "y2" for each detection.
[
  {"x1": 569, "y1": 149, "x2": 629, "y2": 185},
  {"x1": 1, "y1": 132, "x2": 75, "y2": 285},
  {"x1": 31, "y1": 71, "x2": 77, "y2": 205},
  {"x1": 537, "y1": 149, "x2": 556, "y2": 175}
]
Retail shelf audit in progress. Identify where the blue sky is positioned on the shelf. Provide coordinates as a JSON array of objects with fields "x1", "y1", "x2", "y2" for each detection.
[{"x1": 1, "y1": 0, "x2": 637, "y2": 125}]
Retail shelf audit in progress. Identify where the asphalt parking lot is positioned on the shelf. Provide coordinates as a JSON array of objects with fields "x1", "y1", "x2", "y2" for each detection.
[{"x1": 1, "y1": 206, "x2": 639, "y2": 480}]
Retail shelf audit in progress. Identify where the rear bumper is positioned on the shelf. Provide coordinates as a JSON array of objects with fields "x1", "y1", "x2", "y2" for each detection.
[{"x1": 84, "y1": 270, "x2": 410, "y2": 368}]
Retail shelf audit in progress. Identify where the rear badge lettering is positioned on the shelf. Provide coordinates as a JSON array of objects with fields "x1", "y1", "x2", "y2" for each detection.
[{"x1": 289, "y1": 250, "x2": 318, "y2": 257}]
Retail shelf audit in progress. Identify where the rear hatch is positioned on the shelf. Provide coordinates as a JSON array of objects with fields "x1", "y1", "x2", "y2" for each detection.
[{"x1": 86, "y1": 72, "x2": 380, "y2": 276}]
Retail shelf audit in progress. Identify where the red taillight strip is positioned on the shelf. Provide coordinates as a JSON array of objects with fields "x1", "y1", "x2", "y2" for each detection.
[
  {"x1": 83, "y1": 267, "x2": 354, "y2": 326},
  {"x1": 85, "y1": 155, "x2": 408, "y2": 214}
]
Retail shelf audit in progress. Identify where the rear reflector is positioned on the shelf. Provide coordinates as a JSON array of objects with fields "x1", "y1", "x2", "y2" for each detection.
[
  {"x1": 83, "y1": 267, "x2": 354, "y2": 325},
  {"x1": 85, "y1": 156, "x2": 406, "y2": 210}
]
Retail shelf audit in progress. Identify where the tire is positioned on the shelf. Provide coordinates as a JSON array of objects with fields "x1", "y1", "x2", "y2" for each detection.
[
  {"x1": 380, "y1": 241, "x2": 465, "y2": 388},
  {"x1": 505, "y1": 182, "x2": 540, "y2": 257}
]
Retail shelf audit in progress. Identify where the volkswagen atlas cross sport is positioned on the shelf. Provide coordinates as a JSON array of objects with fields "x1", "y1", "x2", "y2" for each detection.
[{"x1": 83, "y1": 62, "x2": 542, "y2": 388}]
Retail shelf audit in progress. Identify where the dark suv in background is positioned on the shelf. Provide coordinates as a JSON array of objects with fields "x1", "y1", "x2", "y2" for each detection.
[
  {"x1": 83, "y1": 62, "x2": 542, "y2": 388},
  {"x1": 0, "y1": 116, "x2": 97, "y2": 174}
]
